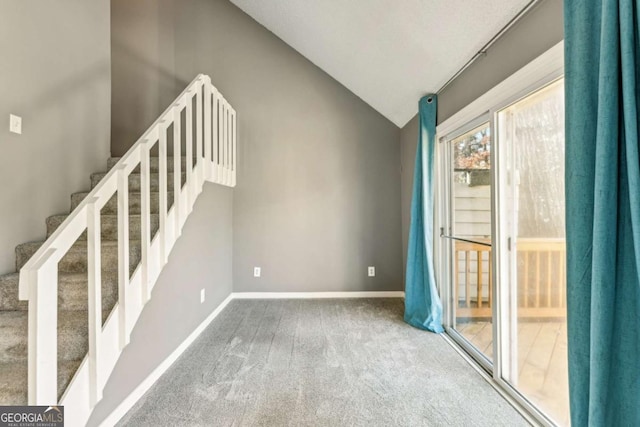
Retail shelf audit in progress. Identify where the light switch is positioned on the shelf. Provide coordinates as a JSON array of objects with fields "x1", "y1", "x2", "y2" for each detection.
[{"x1": 9, "y1": 114, "x2": 22, "y2": 135}]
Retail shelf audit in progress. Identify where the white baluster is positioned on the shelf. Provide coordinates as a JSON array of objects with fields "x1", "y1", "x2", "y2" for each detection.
[
  {"x1": 196, "y1": 83, "x2": 204, "y2": 187},
  {"x1": 186, "y1": 92, "x2": 194, "y2": 210},
  {"x1": 204, "y1": 78, "x2": 212, "y2": 179},
  {"x1": 232, "y1": 109, "x2": 237, "y2": 187},
  {"x1": 140, "y1": 145, "x2": 151, "y2": 302},
  {"x1": 212, "y1": 89, "x2": 219, "y2": 183},
  {"x1": 173, "y1": 105, "x2": 182, "y2": 235},
  {"x1": 158, "y1": 122, "x2": 168, "y2": 264},
  {"x1": 86, "y1": 198, "x2": 102, "y2": 406},
  {"x1": 117, "y1": 164, "x2": 130, "y2": 349},
  {"x1": 27, "y1": 249, "x2": 58, "y2": 405}
]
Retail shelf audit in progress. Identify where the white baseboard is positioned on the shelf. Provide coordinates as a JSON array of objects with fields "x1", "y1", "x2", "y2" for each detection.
[
  {"x1": 98, "y1": 293, "x2": 234, "y2": 427},
  {"x1": 232, "y1": 291, "x2": 405, "y2": 299},
  {"x1": 98, "y1": 290, "x2": 404, "y2": 426}
]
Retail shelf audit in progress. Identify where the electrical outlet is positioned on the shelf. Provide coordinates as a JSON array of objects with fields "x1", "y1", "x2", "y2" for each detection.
[
  {"x1": 368, "y1": 266, "x2": 375, "y2": 277},
  {"x1": 253, "y1": 267, "x2": 261, "y2": 278},
  {"x1": 200, "y1": 289, "x2": 205, "y2": 303},
  {"x1": 9, "y1": 114, "x2": 22, "y2": 135}
]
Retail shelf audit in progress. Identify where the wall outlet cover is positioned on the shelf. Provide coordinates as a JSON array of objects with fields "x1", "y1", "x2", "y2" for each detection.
[
  {"x1": 253, "y1": 267, "x2": 261, "y2": 278},
  {"x1": 200, "y1": 289, "x2": 205, "y2": 303},
  {"x1": 368, "y1": 266, "x2": 375, "y2": 277}
]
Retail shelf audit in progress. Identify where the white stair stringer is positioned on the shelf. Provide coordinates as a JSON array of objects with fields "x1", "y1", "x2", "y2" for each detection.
[{"x1": 17, "y1": 74, "x2": 236, "y2": 427}]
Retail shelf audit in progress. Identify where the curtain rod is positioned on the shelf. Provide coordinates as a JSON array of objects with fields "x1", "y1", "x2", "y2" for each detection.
[{"x1": 435, "y1": 0, "x2": 542, "y2": 95}]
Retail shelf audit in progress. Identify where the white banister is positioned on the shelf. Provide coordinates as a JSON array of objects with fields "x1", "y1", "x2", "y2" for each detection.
[
  {"x1": 86, "y1": 198, "x2": 102, "y2": 406},
  {"x1": 17, "y1": 74, "x2": 236, "y2": 421}
]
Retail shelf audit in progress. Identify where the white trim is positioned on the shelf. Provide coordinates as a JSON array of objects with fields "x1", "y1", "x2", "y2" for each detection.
[
  {"x1": 232, "y1": 291, "x2": 405, "y2": 299},
  {"x1": 436, "y1": 41, "x2": 564, "y2": 138},
  {"x1": 98, "y1": 293, "x2": 234, "y2": 427}
]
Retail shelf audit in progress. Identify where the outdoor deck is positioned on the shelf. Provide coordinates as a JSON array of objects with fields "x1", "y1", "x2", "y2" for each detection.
[{"x1": 457, "y1": 320, "x2": 569, "y2": 426}]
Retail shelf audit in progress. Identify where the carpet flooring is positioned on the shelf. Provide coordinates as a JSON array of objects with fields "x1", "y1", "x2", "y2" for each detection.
[{"x1": 118, "y1": 299, "x2": 529, "y2": 426}]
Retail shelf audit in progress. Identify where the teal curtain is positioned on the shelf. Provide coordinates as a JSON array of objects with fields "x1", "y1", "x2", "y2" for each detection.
[
  {"x1": 565, "y1": 1, "x2": 640, "y2": 425},
  {"x1": 404, "y1": 95, "x2": 443, "y2": 334}
]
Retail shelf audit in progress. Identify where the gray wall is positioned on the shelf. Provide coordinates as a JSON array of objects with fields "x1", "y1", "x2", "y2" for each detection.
[
  {"x1": 110, "y1": 0, "x2": 178, "y2": 156},
  {"x1": 111, "y1": 0, "x2": 404, "y2": 293},
  {"x1": 87, "y1": 184, "x2": 234, "y2": 427},
  {"x1": 399, "y1": 0, "x2": 563, "y2": 271},
  {"x1": 0, "y1": 0, "x2": 111, "y2": 275}
]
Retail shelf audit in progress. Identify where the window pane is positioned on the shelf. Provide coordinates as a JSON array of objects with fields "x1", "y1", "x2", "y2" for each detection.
[
  {"x1": 498, "y1": 79, "x2": 568, "y2": 425},
  {"x1": 450, "y1": 123, "x2": 493, "y2": 362}
]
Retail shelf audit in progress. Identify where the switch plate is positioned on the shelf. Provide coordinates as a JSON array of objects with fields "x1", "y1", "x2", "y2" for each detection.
[
  {"x1": 9, "y1": 114, "x2": 22, "y2": 135},
  {"x1": 200, "y1": 289, "x2": 205, "y2": 303},
  {"x1": 368, "y1": 266, "x2": 375, "y2": 277},
  {"x1": 253, "y1": 267, "x2": 261, "y2": 278}
]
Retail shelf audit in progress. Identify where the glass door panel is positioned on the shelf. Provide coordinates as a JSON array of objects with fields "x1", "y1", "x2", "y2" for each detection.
[
  {"x1": 448, "y1": 123, "x2": 494, "y2": 362},
  {"x1": 497, "y1": 79, "x2": 569, "y2": 425}
]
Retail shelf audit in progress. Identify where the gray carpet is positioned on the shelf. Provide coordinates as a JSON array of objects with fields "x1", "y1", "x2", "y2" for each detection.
[{"x1": 119, "y1": 299, "x2": 529, "y2": 426}]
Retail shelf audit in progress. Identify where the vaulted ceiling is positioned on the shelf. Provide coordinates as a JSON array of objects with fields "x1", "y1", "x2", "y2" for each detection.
[{"x1": 229, "y1": 0, "x2": 531, "y2": 127}]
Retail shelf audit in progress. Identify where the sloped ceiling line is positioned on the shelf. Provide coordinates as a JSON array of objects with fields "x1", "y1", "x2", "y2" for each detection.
[{"x1": 230, "y1": 0, "x2": 530, "y2": 127}]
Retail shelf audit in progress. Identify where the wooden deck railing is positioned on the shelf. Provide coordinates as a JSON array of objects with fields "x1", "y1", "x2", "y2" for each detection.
[{"x1": 455, "y1": 238, "x2": 566, "y2": 318}]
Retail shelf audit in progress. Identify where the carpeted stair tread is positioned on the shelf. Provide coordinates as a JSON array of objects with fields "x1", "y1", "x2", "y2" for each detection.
[
  {"x1": 0, "y1": 361, "x2": 27, "y2": 405},
  {"x1": 0, "y1": 359, "x2": 85, "y2": 405},
  {"x1": 0, "y1": 274, "x2": 26, "y2": 311},
  {"x1": 71, "y1": 191, "x2": 174, "y2": 214},
  {"x1": 90, "y1": 171, "x2": 186, "y2": 192},
  {"x1": 16, "y1": 240, "x2": 142, "y2": 274},
  {"x1": 107, "y1": 156, "x2": 190, "y2": 173},
  {"x1": 46, "y1": 213, "x2": 160, "y2": 241},
  {"x1": 0, "y1": 272, "x2": 118, "y2": 313},
  {"x1": 0, "y1": 311, "x2": 89, "y2": 363}
]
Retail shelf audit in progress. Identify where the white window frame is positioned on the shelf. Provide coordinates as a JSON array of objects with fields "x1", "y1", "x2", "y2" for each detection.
[{"x1": 434, "y1": 41, "x2": 564, "y2": 427}]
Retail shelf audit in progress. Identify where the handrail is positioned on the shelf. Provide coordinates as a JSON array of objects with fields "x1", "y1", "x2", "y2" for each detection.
[{"x1": 17, "y1": 74, "x2": 236, "y2": 415}]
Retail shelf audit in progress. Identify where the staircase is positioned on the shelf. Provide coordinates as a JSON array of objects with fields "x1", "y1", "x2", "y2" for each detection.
[
  {"x1": 0, "y1": 157, "x2": 182, "y2": 404},
  {"x1": 0, "y1": 74, "x2": 236, "y2": 426}
]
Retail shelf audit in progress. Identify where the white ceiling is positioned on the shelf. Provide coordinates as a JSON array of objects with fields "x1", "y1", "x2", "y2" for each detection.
[{"x1": 229, "y1": 0, "x2": 530, "y2": 127}]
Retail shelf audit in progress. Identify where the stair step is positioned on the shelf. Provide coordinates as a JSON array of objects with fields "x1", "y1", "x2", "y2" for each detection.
[
  {"x1": 0, "y1": 274, "x2": 27, "y2": 311},
  {"x1": 46, "y1": 214, "x2": 160, "y2": 241},
  {"x1": 0, "y1": 272, "x2": 118, "y2": 313},
  {"x1": 16, "y1": 240, "x2": 141, "y2": 274},
  {"x1": 91, "y1": 172, "x2": 186, "y2": 192},
  {"x1": 0, "y1": 360, "x2": 80, "y2": 405},
  {"x1": 0, "y1": 311, "x2": 88, "y2": 363},
  {"x1": 0, "y1": 361, "x2": 27, "y2": 405},
  {"x1": 108, "y1": 156, "x2": 190, "y2": 173},
  {"x1": 71, "y1": 191, "x2": 174, "y2": 214}
]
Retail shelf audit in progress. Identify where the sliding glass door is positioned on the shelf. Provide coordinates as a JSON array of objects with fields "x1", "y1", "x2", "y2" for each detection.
[{"x1": 440, "y1": 78, "x2": 568, "y2": 425}]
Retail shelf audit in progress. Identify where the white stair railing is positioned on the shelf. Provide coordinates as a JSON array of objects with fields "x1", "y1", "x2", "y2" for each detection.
[{"x1": 18, "y1": 74, "x2": 236, "y2": 424}]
